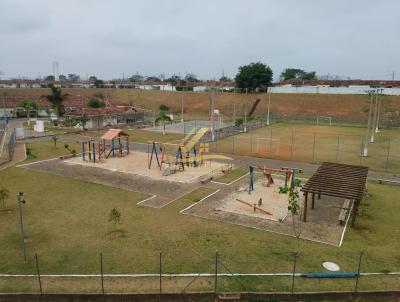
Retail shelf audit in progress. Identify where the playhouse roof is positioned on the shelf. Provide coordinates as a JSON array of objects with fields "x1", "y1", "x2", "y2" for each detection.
[{"x1": 100, "y1": 129, "x2": 129, "y2": 140}]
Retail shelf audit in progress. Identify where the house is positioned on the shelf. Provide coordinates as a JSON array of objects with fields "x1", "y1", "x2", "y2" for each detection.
[{"x1": 64, "y1": 106, "x2": 145, "y2": 130}]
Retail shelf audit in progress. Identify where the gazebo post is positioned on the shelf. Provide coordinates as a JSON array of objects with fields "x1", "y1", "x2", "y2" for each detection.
[
  {"x1": 303, "y1": 192, "x2": 308, "y2": 222},
  {"x1": 318, "y1": 193, "x2": 321, "y2": 200},
  {"x1": 311, "y1": 193, "x2": 315, "y2": 209},
  {"x1": 351, "y1": 199, "x2": 360, "y2": 227}
]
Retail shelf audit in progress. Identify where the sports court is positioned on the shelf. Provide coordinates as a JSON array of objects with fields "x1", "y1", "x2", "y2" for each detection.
[{"x1": 144, "y1": 120, "x2": 231, "y2": 134}]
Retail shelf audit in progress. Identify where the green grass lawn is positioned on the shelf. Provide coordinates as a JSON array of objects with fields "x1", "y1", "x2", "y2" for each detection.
[
  {"x1": 211, "y1": 123, "x2": 400, "y2": 175},
  {"x1": 0, "y1": 139, "x2": 399, "y2": 293},
  {"x1": 214, "y1": 166, "x2": 248, "y2": 184},
  {"x1": 0, "y1": 163, "x2": 399, "y2": 293},
  {"x1": 24, "y1": 140, "x2": 82, "y2": 163}
]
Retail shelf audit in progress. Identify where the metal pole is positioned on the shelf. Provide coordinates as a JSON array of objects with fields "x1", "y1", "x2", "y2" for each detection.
[
  {"x1": 269, "y1": 129, "x2": 273, "y2": 154},
  {"x1": 244, "y1": 103, "x2": 247, "y2": 133},
  {"x1": 370, "y1": 91, "x2": 378, "y2": 143},
  {"x1": 159, "y1": 251, "x2": 162, "y2": 295},
  {"x1": 291, "y1": 251, "x2": 298, "y2": 295},
  {"x1": 363, "y1": 91, "x2": 374, "y2": 156},
  {"x1": 267, "y1": 87, "x2": 271, "y2": 125},
  {"x1": 375, "y1": 89, "x2": 382, "y2": 133},
  {"x1": 181, "y1": 88, "x2": 184, "y2": 134},
  {"x1": 214, "y1": 251, "x2": 218, "y2": 293},
  {"x1": 233, "y1": 102, "x2": 236, "y2": 127},
  {"x1": 355, "y1": 252, "x2": 363, "y2": 292},
  {"x1": 17, "y1": 192, "x2": 26, "y2": 262},
  {"x1": 100, "y1": 252, "x2": 104, "y2": 294},
  {"x1": 35, "y1": 253, "x2": 43, "y2": 295}
]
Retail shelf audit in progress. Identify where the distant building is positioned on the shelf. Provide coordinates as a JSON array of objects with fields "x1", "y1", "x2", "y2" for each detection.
[{"x1": 64, "y1": 106, "x2": 145, "y2": 130}]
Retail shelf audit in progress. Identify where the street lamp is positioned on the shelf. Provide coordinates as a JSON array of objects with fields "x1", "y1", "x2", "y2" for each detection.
[{"x1": 17, "y1": 192, "x2": 27, "y2": 262}]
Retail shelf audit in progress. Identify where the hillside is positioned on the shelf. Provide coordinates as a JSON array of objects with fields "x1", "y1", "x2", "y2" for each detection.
[{"x1": 1, "y1": 88, "x2": 400, "y2": 124}]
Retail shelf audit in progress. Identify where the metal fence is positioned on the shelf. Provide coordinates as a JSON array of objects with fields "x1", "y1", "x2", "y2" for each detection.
[
  {"x1": 1, "y1": 250, "x2": 399, "y2": 294},
  {"x1": 6, "y1": 129, "x2": 16, "y2": 161},
  {"x1": 209, "y1": 128, "x2": 400, "y2": 174}
]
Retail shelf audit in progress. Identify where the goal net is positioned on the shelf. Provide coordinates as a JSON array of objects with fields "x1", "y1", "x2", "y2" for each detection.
[
  {"x1": 317, "y1": 116, "x2": 332, "y2": 126},
  {"x1": 256, "y1": 137, "x2": 280, "y2": 155}
]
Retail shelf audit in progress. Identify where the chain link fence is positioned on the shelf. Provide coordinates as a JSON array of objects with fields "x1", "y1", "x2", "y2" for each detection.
[{"x1": 1, "y1": 250, "x2": 399, "y2": 294}]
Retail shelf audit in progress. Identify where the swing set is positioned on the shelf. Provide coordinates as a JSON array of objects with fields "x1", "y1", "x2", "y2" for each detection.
[{"x1": 248, "y1": 165, "x2": 303, "y2": 194}]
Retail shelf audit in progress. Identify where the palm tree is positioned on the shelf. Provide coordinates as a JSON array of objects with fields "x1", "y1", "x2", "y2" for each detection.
[
  {"x1": 42, "y1": 85, "x2": 68, "y2": 117},
  {"x1": 155, "y1": 107, "x2": 171, "y2": 135},
  {"x1": 0, "y1": 187, "x2": 10, "y2": 207}
]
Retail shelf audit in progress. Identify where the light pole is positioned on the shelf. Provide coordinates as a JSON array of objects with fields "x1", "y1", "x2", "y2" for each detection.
[
  {"x1": 375, "y1": 88, "x2": 383, "y2": 133},
  {"x1": 267, "y1": 87, "x2": 271, "y2": 126},
  {"x1": 181, "y1": 87, "x2": 184, "y2": 134},
  {"x1": 17, "y1": 192, "x2": 27, "y2": 262},
  {"x1": 210, "y1": 89, "x2": 215, "y2": 141},
  {"x1": 370, "y1": 89, "x2": 379, "y2": 143},
  {"x1": 363, "y1": 90, "x2": 375, "y2": 157}
]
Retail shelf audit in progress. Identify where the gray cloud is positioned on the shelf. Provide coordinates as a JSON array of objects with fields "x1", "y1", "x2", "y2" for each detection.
[{"x1": 0, "y1": 0, "x2": 399, "y2": 80}]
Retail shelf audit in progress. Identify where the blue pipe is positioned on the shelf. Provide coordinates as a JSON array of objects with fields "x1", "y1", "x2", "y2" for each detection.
[{"x1": 301, "y1": 272, "x2": 358, "y2": 278}]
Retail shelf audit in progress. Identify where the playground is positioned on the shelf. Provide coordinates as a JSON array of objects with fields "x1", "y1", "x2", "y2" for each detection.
[{"x1": 66, "y1": 151, "x2": 229, "y2": 183}]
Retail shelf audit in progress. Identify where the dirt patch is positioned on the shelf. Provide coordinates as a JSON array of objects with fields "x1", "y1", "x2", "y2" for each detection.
[{"x1": 182, "y1": 173, "x2": 350, "y2": 246}]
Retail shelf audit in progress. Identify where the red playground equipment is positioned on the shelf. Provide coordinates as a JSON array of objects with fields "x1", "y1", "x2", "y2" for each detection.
[{"x1": 82, "y1": 129, "x2": 130, "y2": 162}]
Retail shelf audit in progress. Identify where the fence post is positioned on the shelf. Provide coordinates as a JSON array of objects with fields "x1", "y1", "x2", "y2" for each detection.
[
  {"x1": 232, "y1": 136, "x2": 235, "y2": 154},
  {"x1": 100, "y1": 252, "x2": 104, "y2": 295},
  {"x1": 290, "y1": 130, "x2": 294, "y2": 160},
  {"x1": 291, "y1": 251, "x2": 298, "y2": 295},
  {"x1": 355, "y1": 252, "x2": 363, "y2": 292},
  {"x1": 312, "y1": 134, "x2": 316, "y2": 163},
  {"x1": 359, "y1": 136, "x2": 363, "y2": 165},
  {"x1": 336, "y1": 136, "x2": 340, "y2": 163},
  {"x1": 159, "y1": 251, "x2": 162, "y2": 296},
  {"x1": 269, "y1": 129, "x2": 273, "y2": 154},
  {"x1": 214, "y1": 251, "x2": 218, "y2": 294},
  {"x1": 35, "y1": 253, "x2": 43, "y2": 295},
  {"x1": 385, "y1": 138, "x2": 391, "y2": 171}
]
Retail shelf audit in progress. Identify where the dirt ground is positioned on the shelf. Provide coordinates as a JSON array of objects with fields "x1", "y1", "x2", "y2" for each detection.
[
  {"x1": 218, "y1": 178, "x2": 289, "y2": 222},
  {"x1": 65, "y1": 151, "x2": 229, "y2": 183},
  {"x1": 182, "y1": 173, "x2": 351, "y2": 246}
]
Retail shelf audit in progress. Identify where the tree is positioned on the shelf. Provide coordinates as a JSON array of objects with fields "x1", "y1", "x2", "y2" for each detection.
[
  {"x1": 52, "y1": 135, "x2": 58, "y2": 147},
  {"x1": 68, "y1": 74, "x2": 80, "y2": 82},
  {"x1": 75, "y1": 115, "x2": 90, "y2": 131},
  {"x1": 130, "y1": 74, "x2": 143, "y2": 83},
  {"x1": 108, "y1": 208, "x2": 121, "y2": 229},
  {"x1": 89, "y1": 76, "x2": 97, "y2": 82},
  {"x1": 94, "y1": 79, "x2": 104, "y2": 88},
  {"x1": 18, "y1": 100, "x2": 38, "y2": 120},
  {"x1": 156, "y1": 105, "x2": 171, "y2": 135},
  {"x1": 45, "y1": 75, "x2": 55, "y2": 81},
  {"x1": 87, "y1": 98, "x2": 105, "y2": 108},
  {"x1": 164, "y1": 74, "x2": 180, "y2": 86},
  {"x1": 280, "y1": 68, "x2": 317, "y2": 81},
  {"x1": 0, "y1": 186, "x2": 9, "y2": 207},
  {"x1": 219, "y1": 75, "x2": 231, "y2": 82},
  {"x1": 287, "y1": 178, "x2": 303, "y2": 250},
  {"x1": 146, "y1": 76, "x2": 161, "y2": 82},
  {"x1": 185, "y1": 73, "x2": 199, "y2": 82},
  {"x1": 42, "y1": 85, "x2": 68, "y2": 117},
  {"x1": 59, "y1": 74, "x2": 67, "y2": 82},
  {"x1": 234, "y1": 62, "x2": 273, "y2": 90}
]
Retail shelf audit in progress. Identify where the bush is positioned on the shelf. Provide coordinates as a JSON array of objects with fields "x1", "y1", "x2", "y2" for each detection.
[{"x1": 26, "y1": 147, "x2": 31, "y2": 156}]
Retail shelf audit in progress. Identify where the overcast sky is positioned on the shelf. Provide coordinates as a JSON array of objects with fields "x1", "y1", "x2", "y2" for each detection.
[{"x1": 0, "y1": 0, "x2": 399, "y2": 80}]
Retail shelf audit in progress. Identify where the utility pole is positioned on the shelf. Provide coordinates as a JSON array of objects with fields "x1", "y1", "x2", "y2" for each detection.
[
  {"x1": 17, "y1": 192, "x2": 27, "y2": 262},
  {"x1": 244, "y1": 103, "x2": 247, "y2": 133},
  {"x1": 375, "y1": 88, "x2": 382, "y2": 133},
  {"x1": 370, "y1": 90, "x2": 379, "y2": 143},
  {"x1": 363, "y1": 91, "x2": 374, "y2": 156},
  {"x1": 267, "y1": 87, "x2": 271, "y2": 126},
  {"x1": 181, "y1": 87, "x2": 185, "y2": 134}
]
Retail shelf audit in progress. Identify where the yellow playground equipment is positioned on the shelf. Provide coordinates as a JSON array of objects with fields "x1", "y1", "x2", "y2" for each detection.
[{"x1": 147, "y1": 127, "x2": 231, "y2": 175}]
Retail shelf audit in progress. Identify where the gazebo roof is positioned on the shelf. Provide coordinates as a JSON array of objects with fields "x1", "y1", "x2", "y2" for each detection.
[
  {"x1": 100, "y1": 129, "x2": 129, "y2": 140},
  {"x1": 301, "y1": 162, "x2": 368, "y2": 201}
]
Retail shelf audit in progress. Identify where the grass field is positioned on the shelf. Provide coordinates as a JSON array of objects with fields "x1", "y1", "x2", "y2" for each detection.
[
  {"x1": 0, "y1": 141, "x2": 399, "y2": 293},
  {"x1": 24, "y1": 140, "x2": 81, "y2": 163},
  {"x1": 211, "y1": 123, "x2": 400, "y2": 175}
]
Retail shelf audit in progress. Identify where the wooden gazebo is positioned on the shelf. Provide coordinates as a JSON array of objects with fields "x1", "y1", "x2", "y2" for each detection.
[{"x1": 300, "y1": 162, "x2": 368, "y2": 226}]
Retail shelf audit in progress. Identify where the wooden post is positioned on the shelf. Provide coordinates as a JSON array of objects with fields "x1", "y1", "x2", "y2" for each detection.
[
  {"x1": 351, "y1": 199, "x2": 360, "y2": 227},
  {"x1": 311, "y1": 193, "x2": 315, "y2": 209},
  {"x1": 318, "y1": 193, "x2": 321, "y2": 200},
  {"x1": 303, "y1": 193, "x2": 308, "y2": 222}
]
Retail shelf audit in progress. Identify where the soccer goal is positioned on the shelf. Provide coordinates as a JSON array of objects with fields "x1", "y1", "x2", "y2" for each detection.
[
  {"x1": 317, "y1": 116, "x2": 332, "y2": 126},
  {"x1": 256, "y1": 137, "x2": 280, "y2": 155}
]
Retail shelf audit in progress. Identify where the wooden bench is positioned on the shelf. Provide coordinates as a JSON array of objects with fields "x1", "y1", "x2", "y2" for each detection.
[
  {"x1": 338, "y1": 199, "x2": 352, "y2": 225},
  {"x1": 59, "y1": 154, "x2": 75, "y2": 160}
]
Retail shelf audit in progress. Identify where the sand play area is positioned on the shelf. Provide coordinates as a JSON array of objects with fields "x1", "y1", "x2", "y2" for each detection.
[
  {"x1": 218, "y1": 178, "x2": 291, "y2": 222},
  {"x1": 64, "y1": 151, "x2": 230, "y2": 183}
]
